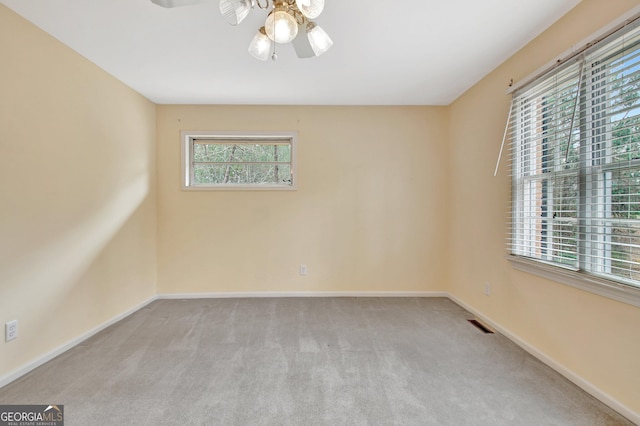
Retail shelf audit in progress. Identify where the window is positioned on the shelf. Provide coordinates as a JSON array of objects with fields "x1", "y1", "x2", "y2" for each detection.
[
  {"x1": 181, "y1": 131, "x2": 296, "y2": 190},
  {"x1": 510, "y1": 18, "x2": 640, "y2": 304}
]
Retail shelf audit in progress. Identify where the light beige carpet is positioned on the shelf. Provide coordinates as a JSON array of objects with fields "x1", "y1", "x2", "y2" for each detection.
[{"x1": 0, "y1": 298, "x2": 632, "y2": 425}]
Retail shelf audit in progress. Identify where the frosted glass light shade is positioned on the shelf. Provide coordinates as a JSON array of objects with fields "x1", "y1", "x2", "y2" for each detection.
[
  {"x1": 219, "y1": 0, "x2": 252, "y2": 26},
  {"x1": 307, "y1": 23, "x2": 333, "y2": 56},
  {"x1": 248, "y1": 27, "x2": 271, "y2": 61},
  {"x1": 265, "y1": 10, "x2": 298, "y2": 44},
  {"x1": 295, "y1": 0, "x2": 324, "y2": 19}
]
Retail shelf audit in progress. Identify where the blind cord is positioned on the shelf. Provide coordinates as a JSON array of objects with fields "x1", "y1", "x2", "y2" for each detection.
[
  {"x1": 494, "y1": 98, "x2": 514, "y2": 177},
  {"x1": 564, "y1": 56, "x2": 586, "y2": 164}
]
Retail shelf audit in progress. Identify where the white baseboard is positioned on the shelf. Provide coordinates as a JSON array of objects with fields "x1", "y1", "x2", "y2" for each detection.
[
  {"x1": 447, "y1": 294, "x2": 640, "y2": 425},
  {"x1": 0, "y1": 295, "x2": 158, "y2": 389},
  {"x1": 157, "y1": 291, "x2": 448, "y2": 299}
]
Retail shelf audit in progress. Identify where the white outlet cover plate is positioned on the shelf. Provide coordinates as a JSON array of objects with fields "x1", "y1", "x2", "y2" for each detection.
[{"x1": 5, "y1": 320, "x2": 18, "y2": 342}]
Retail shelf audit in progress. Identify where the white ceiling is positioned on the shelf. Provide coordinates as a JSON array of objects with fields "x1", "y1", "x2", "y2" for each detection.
[{"x1": 1, "y1": 0, "x2": 581, "y2": 105}]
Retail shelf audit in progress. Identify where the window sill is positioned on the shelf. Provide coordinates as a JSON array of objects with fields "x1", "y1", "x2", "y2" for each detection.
[
  {"x1": 181, "y1": 184, "x2": 296, "y2": 191},
  {"x1": 507, "y1": 255, "x2": 640, "y2": 309}
]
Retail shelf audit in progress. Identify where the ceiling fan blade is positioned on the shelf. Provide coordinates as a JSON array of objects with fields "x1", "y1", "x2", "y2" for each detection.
[
  {"x1": 151, "y1": 0, "x2": 207, "y2": 8},
  {"x1": 291, "y1": 25, "x2": 314, "y2": 59}
]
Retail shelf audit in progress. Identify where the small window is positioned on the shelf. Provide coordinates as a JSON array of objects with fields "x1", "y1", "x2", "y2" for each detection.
[{"x1": 181, "y1": 131, "x2": 296, "y2": 190}]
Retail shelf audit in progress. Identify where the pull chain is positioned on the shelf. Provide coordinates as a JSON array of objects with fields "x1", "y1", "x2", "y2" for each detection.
[{"x1": 271, "y1": 6, "x2": 278, "y2": 61}]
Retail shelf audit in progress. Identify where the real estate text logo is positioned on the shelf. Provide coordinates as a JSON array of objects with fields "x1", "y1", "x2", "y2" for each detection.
[{"x1": 0, "y1": 405, "x2": 63, "y2": 426}]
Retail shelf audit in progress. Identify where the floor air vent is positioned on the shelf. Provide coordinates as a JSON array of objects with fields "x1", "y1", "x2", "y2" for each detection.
[{"x1": 468, "y1": 319, "x2": 494, "y2": 334}]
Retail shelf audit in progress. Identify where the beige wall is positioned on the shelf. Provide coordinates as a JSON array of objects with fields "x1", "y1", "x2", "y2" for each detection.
[
  {"x1": 0, "y1": 5, "x2": 157, "y2": 379},
  {"x1": 157, "y1": 105, "x2": 449, "y2": 294},
  {"x1": 448, "y1": 0, "x2": 640, "y2": 416}
]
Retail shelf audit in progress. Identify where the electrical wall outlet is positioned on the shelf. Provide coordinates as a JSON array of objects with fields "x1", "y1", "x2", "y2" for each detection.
[
  {"x1": 484, "y1": 282, "x2": 491, "y2": 296},
  {"x1": 299, "y1": 264, "x2": 308, "y2": 276},
  {"x1": 5, "y1": 320, "x2": 18, "y2": 342}
]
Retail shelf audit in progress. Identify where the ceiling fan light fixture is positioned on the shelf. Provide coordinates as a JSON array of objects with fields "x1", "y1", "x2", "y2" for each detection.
[
  {"x1": 307, "y1": 22, "x2": 333, "y2": 56},
  {"x1": 215, "y1": 0, "x2": 332, "y2": 60},
  {"x1": 219, "y1": 0, "x2": 254, "y2": 26},
  {"x1": 264, "y1": 9, "x2": 298, "y2": 44},
  {"x1": 248, "y1": 27, "x2": 271, "y2": 61}
]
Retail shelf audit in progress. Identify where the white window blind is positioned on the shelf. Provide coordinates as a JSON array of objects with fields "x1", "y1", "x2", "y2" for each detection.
[{"x1": 509, "y1": 18, "x2": 640, "y2": 291}]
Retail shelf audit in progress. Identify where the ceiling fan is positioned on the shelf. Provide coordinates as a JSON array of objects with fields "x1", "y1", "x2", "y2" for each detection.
[{"x1": 150, "y1": 0, "x2": 333, "y2": 61}]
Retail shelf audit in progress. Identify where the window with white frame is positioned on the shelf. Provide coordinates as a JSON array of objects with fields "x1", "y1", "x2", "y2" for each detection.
[
  {"x1": 181, "y1": 131, "x2": 296, "y2": 190},
  {"x1": 510, "y1": 18, "x2": 640, "y2": 299}
]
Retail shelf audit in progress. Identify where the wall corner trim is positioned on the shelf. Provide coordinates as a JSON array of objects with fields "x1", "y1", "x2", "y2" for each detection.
[{"x1": 157, "y1": 291, "x2": 449, "y2": 299}]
